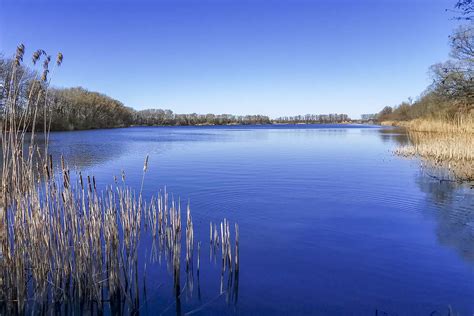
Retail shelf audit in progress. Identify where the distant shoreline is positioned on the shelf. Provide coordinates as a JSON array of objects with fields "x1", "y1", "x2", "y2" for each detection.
[{"x1": 44, "y1": 121, "x2": 375, "y2": 132}]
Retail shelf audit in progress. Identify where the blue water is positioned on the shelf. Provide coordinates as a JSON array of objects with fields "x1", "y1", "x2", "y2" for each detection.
[{"x1": 46, "y1": 124, "x2": 474, "y2": 315}]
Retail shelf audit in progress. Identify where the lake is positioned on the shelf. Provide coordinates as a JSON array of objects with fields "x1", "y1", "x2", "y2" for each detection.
[{"x1": 46, "y1": 124, "x2": 474, "y2": 315}]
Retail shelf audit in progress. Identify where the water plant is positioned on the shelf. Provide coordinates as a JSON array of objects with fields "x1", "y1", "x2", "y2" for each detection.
[
  {"x1": 0, "y1": 45, "x2": 239, "y2": 315},
  {"x1": 395, "y1": 129, "x2": 474, "y2": 182}
]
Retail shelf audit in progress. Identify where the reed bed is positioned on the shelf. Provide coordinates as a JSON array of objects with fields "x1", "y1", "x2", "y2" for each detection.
[
  {"x1": 383, "y1": 116, "x2": 474, "y2": 181},
  {"x1": 381, "y1": 117, "x2": 474, "y2": 134},
  {"x1": 0, "y1": 45, "x2": 240, "y2": 314},
  {"x1": 395, "y1": 131, "x2": 474, "y2": 181}
]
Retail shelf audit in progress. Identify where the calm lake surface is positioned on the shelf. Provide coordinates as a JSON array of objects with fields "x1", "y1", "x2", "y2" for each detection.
[{"x1": 46, "y1": 124, "x2": 474, "y2": 315}]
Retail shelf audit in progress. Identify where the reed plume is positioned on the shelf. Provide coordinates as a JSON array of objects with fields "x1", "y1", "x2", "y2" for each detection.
[{"x1": 0, "y1": 44, "x2": 240, "y2": 314}]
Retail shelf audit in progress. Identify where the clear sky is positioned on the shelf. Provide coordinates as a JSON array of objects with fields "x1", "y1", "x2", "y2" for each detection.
[{"x1": 0, "y1": 0, "x2": 462, "y2": 118}]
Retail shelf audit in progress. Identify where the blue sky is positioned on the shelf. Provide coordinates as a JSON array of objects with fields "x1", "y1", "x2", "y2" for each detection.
[{"x1": 0, "y1": 0, "x2": 462, "y2": 118}]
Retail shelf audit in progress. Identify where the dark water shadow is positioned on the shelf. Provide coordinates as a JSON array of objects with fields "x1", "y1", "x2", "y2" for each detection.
[
  {"x1": 377, "y1": 127, "x2": 410, "y2": 146},
  {"x1": 416, "y1": 172, "x2": 474, "y2": 263}
]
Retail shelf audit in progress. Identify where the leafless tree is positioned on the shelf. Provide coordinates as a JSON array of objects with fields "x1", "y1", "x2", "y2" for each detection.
[{"x1": 453, "y1": 0, "x2": 474, "y2": 20}]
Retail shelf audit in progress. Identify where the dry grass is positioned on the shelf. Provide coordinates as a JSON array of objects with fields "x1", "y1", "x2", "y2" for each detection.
[
  {"x1": 396, "y1": 132, "x2": 473, "y2": 162},
  {"x1": 396, "y1": 132, "x2": 473, "y2": 181},
  {"x1": 0, "y1": 45, "x2": 240, "y2": 314},
  {"x1": 381, "y1": 116, "x2": 474, "y2": 181},
  {"x1": 381, "y1": 116, "x2": 474, "y2": 134}
]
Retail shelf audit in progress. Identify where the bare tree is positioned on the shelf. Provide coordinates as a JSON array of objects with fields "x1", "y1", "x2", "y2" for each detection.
[
  {"x1": 453, "y1": 0, "x2": 474, "y2": 20},
  {"x1": 450, "y1": 25, "x2": 474, "y2": 62},
  {"x1": 431, "y1": 25, "x2": 474, "y2": 104}
]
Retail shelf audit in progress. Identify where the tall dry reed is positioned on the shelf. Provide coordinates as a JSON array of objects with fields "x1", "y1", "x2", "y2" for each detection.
[
  {"x1": 0, "y1": 45, "x2": 240, "y2": 314},
  {"x1": 395, "y1": 130, "x2": 474, "y2": 181},
  {"x1": 381, "y1": 116, "x2": 474, "y2": 134}
]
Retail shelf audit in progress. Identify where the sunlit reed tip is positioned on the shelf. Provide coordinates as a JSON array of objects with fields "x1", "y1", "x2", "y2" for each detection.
[
  {"x1": 15, "y1": 43, "x2": 25, "y2": 66},
  {"x1": 32, "y1": 50, "x2": 41, "y2": 65},
  {"x1": 56, "y1": 52, "x2": 63, "y2": 66},
  {"x1": 41, "y1": 69, "x2": 49, "y2": 82}
]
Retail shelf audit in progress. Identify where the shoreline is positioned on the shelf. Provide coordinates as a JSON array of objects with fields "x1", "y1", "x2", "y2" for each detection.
[{"x1": 36, "y1": 121, "x2": 368, "y2": 133}]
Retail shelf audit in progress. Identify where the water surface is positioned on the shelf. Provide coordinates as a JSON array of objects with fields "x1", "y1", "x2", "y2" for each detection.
[{"x1": 47, "y1": 124, "x2": 474, "y2": 315}]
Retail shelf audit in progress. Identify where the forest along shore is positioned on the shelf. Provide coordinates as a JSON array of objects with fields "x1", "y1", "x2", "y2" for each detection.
[{"x1": 375, "y1": 21, "x2": 473, "y2": 182}]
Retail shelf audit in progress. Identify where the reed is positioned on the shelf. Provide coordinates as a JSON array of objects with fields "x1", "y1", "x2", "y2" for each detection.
[
  {"x1": 209, "y1": 219, "x2": 239, "y2": 304},
  {"x1": 395, "y1": 130, "x2": 474, "y2": 181},
  {"x1": 0, "y1": 45, "x2": 240, "y2": 314},
  {"x1": 381, "y1": 117, "x2": 474, "y2": 134},
  {"x1": 382, "y1": 115, "x2": 474, "y2": 181}
]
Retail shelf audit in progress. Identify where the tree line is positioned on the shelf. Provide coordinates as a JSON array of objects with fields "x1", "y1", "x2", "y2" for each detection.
[
  {"x1": 274, "y1": 114, "x2": 350, "y2": 124},
  {"x1": 378, "y1": 1, "x2": 473, "y2": 123},
  {"x1": 1, "y1": 55, "x2": 351, "y2": 130},
  {"x1": 0, "y1": 58, "x2": 271, "y2": 130},
  {"x1": 134, "y1": 109, "x2": 271, "y2": 126}
]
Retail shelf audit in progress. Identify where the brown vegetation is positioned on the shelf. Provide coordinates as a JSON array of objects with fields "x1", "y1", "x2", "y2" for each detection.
[
  {"x1": 0, "y1": 45, "x2": 240, "y2": 314},
  {"x1": 48, "y1": 87, "x2": 134, "y2": 130},
  {"x1": 378, "y1": 4, "x2": 473, "y2": 181},
  {"x1": 383, "y1": 118, "x2": 473, "y2": 181},
  {"x1": 381, "y1": 117, "x2": 474, "y2": 133},
  {"x1": 396, "y1": 131, "x2": 473, "y2": 181}
]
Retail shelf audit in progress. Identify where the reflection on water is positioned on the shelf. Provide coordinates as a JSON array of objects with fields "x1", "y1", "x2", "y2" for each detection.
[
  {"x1": 40, "y1": 124, "x2": 474, "y2": 315},
  {"x1": 44, "y1": 127, "x2": 240, "y2": 170},
  {"x1": 32, "y1": 131, "x2": 130, "y2": 170},
  {"x1": 398, "y1": 131, "x2": 474, "y2": 181},
  {"x1": 377, "y1": 127, "x2": 410, "y2": 146},
  {"x1": 416, "y1": 173, "x2": 474, "y2": 263},
  {"x1": 379, "y1": 127, "x2": 474, "y2": 264}
]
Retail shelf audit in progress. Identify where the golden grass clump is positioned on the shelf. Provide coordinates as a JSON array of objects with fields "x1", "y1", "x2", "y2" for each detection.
[
  {"x1": 381, "y1": 116, "x2": 474, "y2": 134},
  {"x1": 395, "y1": 131, "x2": 474, "y2": 181},
  {"x1": 0, "y1": 45, "x2": 240, "y2": 314},
  {"x1": 383, "y1": 115, "x2": 474, "y2": 181}
]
